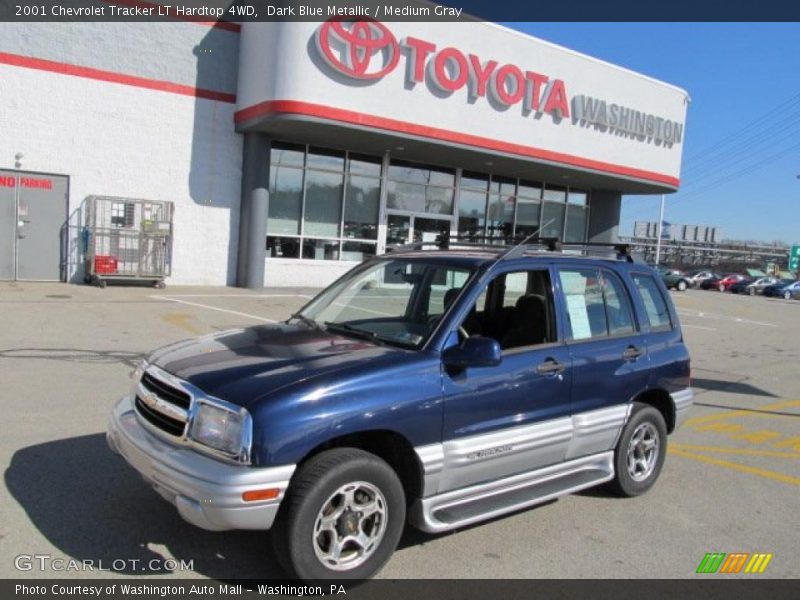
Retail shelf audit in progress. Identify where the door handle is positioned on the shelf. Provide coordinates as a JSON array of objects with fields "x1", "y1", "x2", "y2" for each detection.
[
  {"x1": 536, "y1": 358, "x2": 565, "y2": 375},
  {"x1": 622, "y1": 345, "x2": 642, "y2": 360}
]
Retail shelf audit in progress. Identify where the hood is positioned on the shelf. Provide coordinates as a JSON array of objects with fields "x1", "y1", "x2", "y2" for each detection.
[{"x1": 148, "y1": 324, "x2": 412, "y2": 408}]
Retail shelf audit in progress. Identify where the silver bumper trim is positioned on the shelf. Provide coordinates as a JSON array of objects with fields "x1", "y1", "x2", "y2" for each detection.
[
  {"x1": 107, "y1": 396, "x2": 295, "y2": 531},
  {"x1": 671, "y1": 388, "x2": 694, "y2": 430}
]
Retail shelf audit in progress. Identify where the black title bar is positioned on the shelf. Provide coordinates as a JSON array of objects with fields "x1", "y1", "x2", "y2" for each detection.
[{"x1": 2, "y1": 0, "x2": 800, "y2": 22}]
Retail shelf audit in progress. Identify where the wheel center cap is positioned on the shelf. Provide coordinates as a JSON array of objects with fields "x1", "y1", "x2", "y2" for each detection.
[{"x1": 337, "y1": 511, "x2": 359, "y2": 536}]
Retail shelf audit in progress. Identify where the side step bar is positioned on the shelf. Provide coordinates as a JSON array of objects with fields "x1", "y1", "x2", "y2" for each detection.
[{"x1": 409, "y1": 451, "x2": 615, "y2": 533}]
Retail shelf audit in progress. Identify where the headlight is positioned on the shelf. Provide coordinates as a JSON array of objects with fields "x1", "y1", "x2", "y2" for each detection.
[{"x1": 189, "y1": 401, "x2": 250, "y2": 459}]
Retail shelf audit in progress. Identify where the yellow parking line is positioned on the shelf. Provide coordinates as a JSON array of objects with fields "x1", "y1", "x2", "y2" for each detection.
[
  {"x1": 160, "y1": 312, "x2": 203, "y2": 335},
  {"x1": 671, "y1": 443, "x2": 799, "y2": 459},
  {"x1": 683, "y1": 399, "x2": 800, "y2": 427},
  {"x1": 669, "y1": 447, "x2": 800, "y2": 486}
]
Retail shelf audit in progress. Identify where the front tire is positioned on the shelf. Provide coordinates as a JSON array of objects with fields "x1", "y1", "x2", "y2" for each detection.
[
  {"x1": 677, "y1": 280, "x2": 687, "y2": 291},
  {"x1": 784, "y1": 291, "x2": 792, "y2": 300},
  {"x1": 272, "y1": 448, "x2": 406, "y2": 580},
  {"x1": 608, "y1": 403, "x2": 668, "y2": 497}
]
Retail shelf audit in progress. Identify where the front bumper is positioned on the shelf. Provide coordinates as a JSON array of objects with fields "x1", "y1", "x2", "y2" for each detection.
[{"x1": 107, "y1": 396, "x2": 295, "y2": 531}]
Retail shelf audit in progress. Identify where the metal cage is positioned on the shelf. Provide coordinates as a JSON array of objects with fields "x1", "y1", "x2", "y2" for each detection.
[{"x1": 83, "y1": 196, "x2": 173, "y2": 288}]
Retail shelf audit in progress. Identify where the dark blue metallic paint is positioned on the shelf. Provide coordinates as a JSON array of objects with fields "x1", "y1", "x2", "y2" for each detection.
[{"x1": 147, "y1": 251, "x2": 691, "y2": 469}]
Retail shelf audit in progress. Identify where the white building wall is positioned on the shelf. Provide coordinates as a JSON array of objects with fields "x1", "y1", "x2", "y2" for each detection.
[{"x1": 0, "y1": 23, "x2": 243, "y2": 285}]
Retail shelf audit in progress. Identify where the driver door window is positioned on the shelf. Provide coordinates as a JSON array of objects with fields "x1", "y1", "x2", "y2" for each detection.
[{"x1": 458, "y1": 269, "x2": 556, "y2": 351}]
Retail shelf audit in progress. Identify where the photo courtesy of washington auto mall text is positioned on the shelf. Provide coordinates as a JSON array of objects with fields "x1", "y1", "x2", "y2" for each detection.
[{"x1": 13, "y1": 584, "x2": 347, "y2": 598}]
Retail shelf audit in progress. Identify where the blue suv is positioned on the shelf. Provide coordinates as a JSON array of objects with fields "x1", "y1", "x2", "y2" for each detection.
[{"x1": 107, "y1": 240, "x2": 692, "y2": 580}]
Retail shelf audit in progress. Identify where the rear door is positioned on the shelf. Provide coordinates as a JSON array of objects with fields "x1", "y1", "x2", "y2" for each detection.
[
  {"x1": 627, "y1": 270, "x2": 690, "y2": 395},
  {"x1": 555, "y1": 264, "x2": 650, "y2": 459}
]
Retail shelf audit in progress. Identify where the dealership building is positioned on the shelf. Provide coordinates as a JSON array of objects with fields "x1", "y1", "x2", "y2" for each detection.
[{"x1": 0, "y1": 17, "x2": 688, "y2": 287}]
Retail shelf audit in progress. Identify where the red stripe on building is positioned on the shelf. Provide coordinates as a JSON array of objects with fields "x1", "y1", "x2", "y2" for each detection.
[
  {"x1": 0, "y1": 52, "x2": 236, "y2": 103},
  {"x1": 235, "y1": 100, "x2": 680, "y2": 188},
  {"x1": 98, "y1": 0, "x2": 241, "y2": 32}
]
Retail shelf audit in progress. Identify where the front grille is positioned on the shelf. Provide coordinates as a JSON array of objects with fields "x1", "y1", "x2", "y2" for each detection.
[
  {"x1": 134, "y1": 369, "x2": 191, "y2": 438},
  {"x1": 135, "y1": 395, "x2": 186, "y2": 436},
  {"x1": 141, "y1": 371, "x2": 191, "y2": 409}
]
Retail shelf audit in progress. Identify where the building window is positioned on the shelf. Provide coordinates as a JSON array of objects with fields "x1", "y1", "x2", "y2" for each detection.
[
  {"x1": 267, "y1": 143, "x2": 381, "y2": 261},
  {"x1": 458, "y1": 172, "x2": 488, "y2": 238},
  {"x1": 487, "y1": 177, "x2": 516, "y2": 240},
  {"x1": 514, "y1": 181, "x2": 542, "y2": 239},
  {"x1": 387, "y1": 160, "x2": 455, "y2": 215},
  {"x1": 457, "y1": 174, "x2": 516, "y2": 241},
  {"x1": 344, "y1": 154, "x2": 381, "y2": 240},
  {"x1": 268, "y1": 164, "x2": 304, "y2": 235},
  {"x1": 454, "y1": 174, "x2": 588, "y2": 244}
]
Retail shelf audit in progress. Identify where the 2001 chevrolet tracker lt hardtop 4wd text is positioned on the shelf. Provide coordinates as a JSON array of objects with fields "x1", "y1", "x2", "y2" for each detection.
[{"x1": 107, "y1": 238, "x2": 693, "y2": 580}]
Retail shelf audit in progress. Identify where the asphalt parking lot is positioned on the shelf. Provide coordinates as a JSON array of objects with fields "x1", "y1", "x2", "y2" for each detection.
[{"x1": 1, "y1": 282, "x2": 798, "y2": 579}]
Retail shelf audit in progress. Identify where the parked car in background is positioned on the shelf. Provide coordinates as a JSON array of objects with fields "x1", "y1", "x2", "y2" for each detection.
[
  {"x1": 763, "y1": 280, "x2": 800, "y2": 299},
  {"x1": 742, "y1": 276, "x2": 781, "y2": 295},
  {"x1": 727, "y1": 278, "x2": 755, "y2": 294},
  {"x1": 657, "y1": 267, "x2": 692, "y2": 291},
  {"x1": 699, "y1": 276, "x2": 723, "y2": 291},
  {"x1": 685, "y1": 270, "x2": 718, "y2": 288},
  {"x1": 717, "y1": 274, "x2": 747, "y2": 292}
]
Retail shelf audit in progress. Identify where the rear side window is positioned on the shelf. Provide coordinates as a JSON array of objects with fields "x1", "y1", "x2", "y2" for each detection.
[
  {"x1": 631, "y1": 273, "x2": 673, "y2": 330},
  {"x1": 558, "y1": 268, "x2": 635, "y2": 340}
]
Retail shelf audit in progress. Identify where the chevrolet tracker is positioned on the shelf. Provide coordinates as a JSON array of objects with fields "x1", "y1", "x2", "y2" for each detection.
[{"x1": 107, "y1": 238, "x2": 693, "y2": 580}]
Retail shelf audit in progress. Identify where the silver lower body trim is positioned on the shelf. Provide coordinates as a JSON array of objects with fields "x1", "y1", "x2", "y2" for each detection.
[
  {"x1": 107, "y1": 396, "x2": 295, "y2": 531},
  {"x1": 671, "y1": 388, "x2": 694, "y2": 429},
  {"x1": 409, "y1": 451, "x2": 614, "y2": 533}
]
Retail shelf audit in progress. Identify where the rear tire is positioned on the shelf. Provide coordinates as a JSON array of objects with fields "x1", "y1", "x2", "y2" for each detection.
[
  {"x1": 272, "y1": 448, "x2": 405, "y2": 581},
  {"x1": 718, "y1": 283, "x2": 725, "y2": 292},
  {"x1": 677, "y1": 280, "x2": 687, "y2": 291},
  {"x1": 749, "y1": 287, "x2": 756, "y2": 296},
  {"x1": 608, "y1": 403, "x2": 668, "y2": 497},
  {"x1": 784, "y1": 291, "x2": 792, "y2": 300}
]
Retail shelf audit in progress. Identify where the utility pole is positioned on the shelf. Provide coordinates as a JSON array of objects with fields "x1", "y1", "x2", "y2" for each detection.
[{"x1": 654, "y1": 194, "x2": 666, "y2": 265}]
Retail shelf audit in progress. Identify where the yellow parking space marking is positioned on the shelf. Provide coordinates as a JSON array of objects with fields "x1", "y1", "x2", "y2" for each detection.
[
  {"x1": 773, "y1": 436, "x2": 800, "y2": 451},
  {"x1": 160, "y1": 312, "x2": 203, "y2": 335},
  {"x1": 670, "y1": 443, "x2": 799, "y2": 459},
  {"x1": 683, "y1": 399, "x2": 800, "y2": 428},
  {"x1": 669, "y1": 447, "x2": 800, "y2": 486}
]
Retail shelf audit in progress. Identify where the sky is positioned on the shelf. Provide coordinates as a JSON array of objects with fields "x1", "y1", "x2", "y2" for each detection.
[{"x1": 505, "y1": 22, "x2": 800, "y2": 246}]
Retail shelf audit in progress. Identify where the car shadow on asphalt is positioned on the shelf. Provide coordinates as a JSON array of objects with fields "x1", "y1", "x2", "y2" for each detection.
[
  {"x1": 4, "y1": 434, "x2": 284, "y2": 580},
  {"x1": 691, "y1": 377, "x2": 778, "y2": 398}
]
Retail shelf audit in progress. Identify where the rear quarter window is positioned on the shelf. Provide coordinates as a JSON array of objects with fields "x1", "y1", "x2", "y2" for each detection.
[{"x1": 631, "y1": 273, "x2": 673, "y2": 330}]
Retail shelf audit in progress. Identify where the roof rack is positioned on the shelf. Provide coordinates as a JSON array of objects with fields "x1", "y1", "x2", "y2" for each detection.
[{"x1": 385, "y1": 233, "x2": 640, "y2": 263}]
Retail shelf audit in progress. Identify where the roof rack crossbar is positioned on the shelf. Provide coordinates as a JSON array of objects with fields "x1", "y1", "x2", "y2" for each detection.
[{"x1": 386, "y1": 233, "x2": 640, "y2": 263}]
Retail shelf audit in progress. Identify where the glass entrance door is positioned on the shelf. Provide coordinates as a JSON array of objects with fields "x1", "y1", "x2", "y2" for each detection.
[{"x1": 385, "y1": 213, "x2": 453, "y2": 249}]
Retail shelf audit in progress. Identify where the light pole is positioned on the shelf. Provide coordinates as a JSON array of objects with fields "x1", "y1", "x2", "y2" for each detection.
[{"x1": 654, "y1": 194, "x2": 666, "y2": 265}]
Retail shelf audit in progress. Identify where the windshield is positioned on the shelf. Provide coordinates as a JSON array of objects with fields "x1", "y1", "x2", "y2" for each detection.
[{"x1": 298, "y1": 259, "x2": 475, "y2": 349}]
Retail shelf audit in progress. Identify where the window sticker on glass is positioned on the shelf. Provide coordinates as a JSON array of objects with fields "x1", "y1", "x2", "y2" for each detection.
[
  {"x1": 559, "y1": 271, "x2": 592, "y2": 340},
  {"x1": 565, "y1": 294, "x2": 592, "y2": 340}
]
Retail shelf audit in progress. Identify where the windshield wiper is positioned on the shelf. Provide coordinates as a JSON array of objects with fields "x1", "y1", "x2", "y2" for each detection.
[
  {"x1": 324, "y1": 321, "x2": 383, "y2": 343},
  {"x1": 289, "y1": 313, "x2": 323, "y2": 331}
]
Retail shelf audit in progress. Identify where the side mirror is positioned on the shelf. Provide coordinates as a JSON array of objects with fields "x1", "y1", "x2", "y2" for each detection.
[{"x1": 442, "y1": 336, "x2": 502, "y2": 369}]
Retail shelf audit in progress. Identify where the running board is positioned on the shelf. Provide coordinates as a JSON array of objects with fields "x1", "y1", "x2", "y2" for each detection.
[{"x1": 409, "y1": 451, "x2": 615, "y2": 533}]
